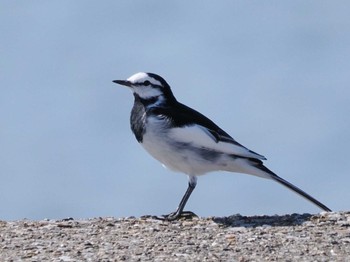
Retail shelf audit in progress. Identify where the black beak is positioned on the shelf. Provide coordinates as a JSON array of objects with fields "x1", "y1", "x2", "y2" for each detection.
[{"x1": 113, "y1": 80, "x2": 132, "y2": 87}]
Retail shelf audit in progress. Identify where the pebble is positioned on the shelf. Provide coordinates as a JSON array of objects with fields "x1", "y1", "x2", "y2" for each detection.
[{"x1": 0, "y1": 212, "x2": 349, "y2": 261}]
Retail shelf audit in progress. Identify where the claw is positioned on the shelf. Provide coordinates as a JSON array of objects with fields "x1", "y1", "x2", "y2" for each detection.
[{"x1": 154, "y1": 211, "x2": 198, "y2": 221}]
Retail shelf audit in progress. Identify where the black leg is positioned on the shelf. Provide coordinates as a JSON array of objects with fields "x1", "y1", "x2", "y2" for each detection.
[{"x1": 157, "y1": 176, "x2": 197, "y2": 221}]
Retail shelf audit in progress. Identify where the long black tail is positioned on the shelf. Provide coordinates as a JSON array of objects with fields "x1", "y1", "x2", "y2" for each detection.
[{"x1": 257, "y1": 163, "x2": 332, "y2": 212}]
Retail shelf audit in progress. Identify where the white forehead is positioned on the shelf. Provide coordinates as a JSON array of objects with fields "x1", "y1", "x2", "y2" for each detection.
[{"x1": 127, "y1": 72, "x2": 161, "y2": 86}]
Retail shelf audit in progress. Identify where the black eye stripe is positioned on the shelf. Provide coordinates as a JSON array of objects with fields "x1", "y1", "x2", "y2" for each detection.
[{"x1": 134, "y1": 81, "x2": 161, "y2": 88}]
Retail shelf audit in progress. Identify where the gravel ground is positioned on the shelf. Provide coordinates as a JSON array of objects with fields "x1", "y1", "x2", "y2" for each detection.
[{"x1": 1, "y1": 212, "x2": 349, "y2": 261}]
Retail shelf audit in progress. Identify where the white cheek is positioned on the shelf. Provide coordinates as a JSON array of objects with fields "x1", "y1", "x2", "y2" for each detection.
[{"x1": 134, "y1": 86, "x2": 162, "y2": 99}]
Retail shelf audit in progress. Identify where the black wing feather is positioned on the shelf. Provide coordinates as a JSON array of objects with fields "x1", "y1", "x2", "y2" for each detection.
[{"x1": 149, "y1": 102, "x2": 265, "y2": 159}]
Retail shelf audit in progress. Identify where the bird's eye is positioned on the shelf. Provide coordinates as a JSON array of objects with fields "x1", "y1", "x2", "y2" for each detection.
[{"x1": 144, "y1": 80, "x2": 151, "y2": 86}]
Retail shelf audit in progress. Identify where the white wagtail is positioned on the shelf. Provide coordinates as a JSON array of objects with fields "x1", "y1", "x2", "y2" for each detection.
[{"x1": 113, "y1": 72, "x2": 331, "y2": 220}]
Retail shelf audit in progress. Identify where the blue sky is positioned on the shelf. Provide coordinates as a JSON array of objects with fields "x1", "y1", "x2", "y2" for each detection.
[{"x1": 1, "y1": 1, "x2": 349, "y2": 220}]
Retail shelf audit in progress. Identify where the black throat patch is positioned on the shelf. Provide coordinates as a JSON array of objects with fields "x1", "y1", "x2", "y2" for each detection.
[{"x1": 137, "y1": 95, "x2": 160, "y2": 107}]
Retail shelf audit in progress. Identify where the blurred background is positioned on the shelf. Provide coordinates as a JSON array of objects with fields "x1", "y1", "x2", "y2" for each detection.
[{"x1": 1, "y1": 1, "x2": 349, "y2": 220}]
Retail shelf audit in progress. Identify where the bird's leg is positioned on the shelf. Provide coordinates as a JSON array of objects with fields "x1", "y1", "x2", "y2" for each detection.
[{"x1": 157, "y1": 176, "x2": 197, "y2": 221}]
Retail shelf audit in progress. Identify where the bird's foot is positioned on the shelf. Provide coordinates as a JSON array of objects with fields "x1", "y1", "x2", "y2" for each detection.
[{"x1": 154, "y1": 211, "x2": 198, "y2": 221}]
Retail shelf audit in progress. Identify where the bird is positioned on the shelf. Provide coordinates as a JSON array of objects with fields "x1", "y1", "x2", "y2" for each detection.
[{"x1": 113, "y1": 72, "x2": 331, "y2": 220}]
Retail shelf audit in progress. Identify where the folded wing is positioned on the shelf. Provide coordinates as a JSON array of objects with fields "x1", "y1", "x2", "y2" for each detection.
[
  {"x1": 150, "y1": 102, "x2": 266, "y2": 160},
  {"x1": 168, "y1": 124, "x2": 266, "y2": 160}
]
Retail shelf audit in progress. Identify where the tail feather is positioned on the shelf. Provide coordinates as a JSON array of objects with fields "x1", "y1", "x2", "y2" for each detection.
[{"x1": 256, "y1": 163, "x2": 332, "y2": 212}]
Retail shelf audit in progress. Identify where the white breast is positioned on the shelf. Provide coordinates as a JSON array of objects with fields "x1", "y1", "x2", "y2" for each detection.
[{"x1": 140, "y1": 116, "x2": 227, "y2": 175}]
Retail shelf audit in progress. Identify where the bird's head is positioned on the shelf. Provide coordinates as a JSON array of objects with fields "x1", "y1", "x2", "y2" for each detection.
[{"x1": 113, "y1": 72, "x2": 176, "y2": 104}]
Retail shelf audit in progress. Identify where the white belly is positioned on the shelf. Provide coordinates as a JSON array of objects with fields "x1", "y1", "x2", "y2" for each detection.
[
  {"x1": 141, "y1": 117, "x2": 225, "y2": 175},
  {"x1": 142, "y1": 134, "x2": 215, "y2": 176},
  {"x1": 140, "y1": 116, "x2": 271, "y2": 179}
]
